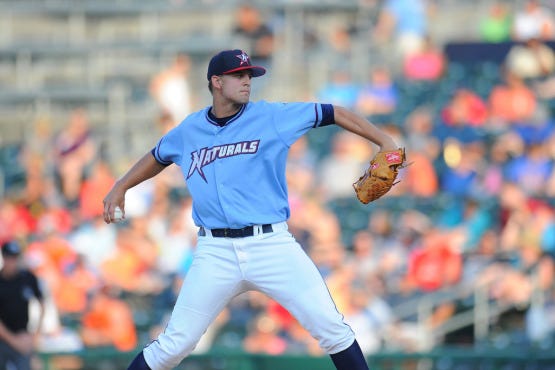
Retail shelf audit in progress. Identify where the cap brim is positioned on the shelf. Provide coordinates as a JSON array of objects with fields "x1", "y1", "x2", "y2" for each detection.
[{"x1": 223, "y1": 65, "x2": 266, "y2": 77}]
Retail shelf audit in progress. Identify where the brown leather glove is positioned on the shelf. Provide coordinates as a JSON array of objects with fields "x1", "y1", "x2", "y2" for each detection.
[{"x1": 353, "y1": 148, "x2": 407, "y2": 204}]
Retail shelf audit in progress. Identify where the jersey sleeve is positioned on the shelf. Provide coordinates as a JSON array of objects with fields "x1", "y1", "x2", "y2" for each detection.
[
  {"x1": 151, "y1": 125, "x2": 184, "y2": 166},
  {"x1": 273, "y1": 102, "x2": 335, "y2": 146}
]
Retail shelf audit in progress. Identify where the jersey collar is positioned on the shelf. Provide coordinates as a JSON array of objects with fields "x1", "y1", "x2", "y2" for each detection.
[{"x1": 206, "y1": 104, "x2": 247, "y2": 127}]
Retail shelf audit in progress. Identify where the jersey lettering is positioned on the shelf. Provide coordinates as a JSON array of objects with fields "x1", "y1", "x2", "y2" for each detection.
[{"x1": 187, "y1": 140, "x2": 260, "y2": 182}]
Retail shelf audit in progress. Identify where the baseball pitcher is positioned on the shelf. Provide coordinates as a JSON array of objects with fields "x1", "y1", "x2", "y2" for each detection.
[{"x1": 103, "y1": 49, "x2": 405, "y2": 370}]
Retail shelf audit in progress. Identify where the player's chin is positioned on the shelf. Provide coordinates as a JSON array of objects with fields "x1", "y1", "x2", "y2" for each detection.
[{"x1": 237, "y1": 91, "x2": 250, "y2": 102}]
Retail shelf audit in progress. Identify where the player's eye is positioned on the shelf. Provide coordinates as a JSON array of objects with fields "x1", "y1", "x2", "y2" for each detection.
[{"x1": 231, "y1": 71, "x2": 252, "y2": 79}]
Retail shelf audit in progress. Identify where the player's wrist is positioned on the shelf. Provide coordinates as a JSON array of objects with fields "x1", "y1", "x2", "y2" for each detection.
[{"x1": 378, "y1": 137, "x2": 398, "y2": 152}]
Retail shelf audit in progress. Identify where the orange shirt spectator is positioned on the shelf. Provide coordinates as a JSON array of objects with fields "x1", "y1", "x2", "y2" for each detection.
[
  {"x1": 81, "y1": 286, "x2": 138, "y2": 352},
  {"x1": 79, "y1": 160, "x2": 116, "y2": 221},
  {"x1": 101, "y1": 226, "x2": 163, "y2": 294},
  {"x1": 55, "y1": 256, "x2": 100, "y2": 314},
  {"x1": 402, "y1": 151, "x2": 439, "y2": 197},
  {"x1": 489, "y1": 70, "x2": 537, "y2": 124},
  {"x1": 100, "y1": 245, "x2": 145, "y2": 293}
]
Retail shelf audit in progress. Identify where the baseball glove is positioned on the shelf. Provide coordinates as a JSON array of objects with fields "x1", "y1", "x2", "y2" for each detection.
[{"x1": 353, "y1": 148, "x2": 407, "y2": 204}]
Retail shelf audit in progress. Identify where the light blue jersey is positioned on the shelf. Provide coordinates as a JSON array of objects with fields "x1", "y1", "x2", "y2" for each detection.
[{"x1": 152, "y1": 100, "x2": 334, "y2": 229}]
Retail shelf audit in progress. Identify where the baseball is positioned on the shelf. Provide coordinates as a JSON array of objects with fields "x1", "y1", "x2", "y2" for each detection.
[{"x1": 113, "y1": 206, "x2": 124, "y2": 222}]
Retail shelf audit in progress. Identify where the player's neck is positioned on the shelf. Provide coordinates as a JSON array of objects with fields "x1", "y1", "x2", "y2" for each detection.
[
  {"x1": 210, "y1": 101, "x2": 244, "y2": 118},
  {"x1": 208, "y1": 104, "x2": 244, "y2": 127}
]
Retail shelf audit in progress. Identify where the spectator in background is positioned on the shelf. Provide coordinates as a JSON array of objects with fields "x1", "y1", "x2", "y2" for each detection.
[
  {"x1": 527, "y1": 201, "x2": 555, "y2": 257},
  {"x1": 355, "y1": 66, "x2": 398, "y2": 121},
  {"x1": 316, "y1": 131, "x2": 373, "y2": 201},
  {"x1": 100, "y1": 218, "x2": 164, "y2": 295},
  {"x1": 545, "y1": 132, "x2": 555, "y2": 197},
  {"x1": 307, "y1": 215, "x2": 345, "y2": 280},
  {"x1": 80, "y1": 284, "x2": 137, "y2": 352},
  {"x1": 402, "y1": 36, "x2": 446, "y2": 82},
  {"x1": 440, "y1": 197, "x2": 495, "y2": 253},
  {"x1": 154, "y1": 206, "x2": 196, "y2": 278},
  {"x1": 328, "y1": 24, "x2": 354, "y2": 57},
  {"x1": 402, "y1": 150, "x2": 438, "y2": 198},
  {"x1": 476, "y1": 135, "x2": 511, "y2": 197},
  {"x1": 439, "y1": 140, "x2": 483, "y2": 197},
  {"x1": 348, "y1": 230, "x2": 381, "y2": 280},
  {"x1": 19, "y1": 117, "x2": 60, "y2": 211},
  {"x1": 479, "y1": 2, "x2": 513, "y2": 43},
  {"x1": 342, "y1": 279, "x2": 394, "y2": 355},
  {"x1": 512, "y1": 0, "x2": 555, "y2": 41},
  {"x1": 373, "y1": 0, "x2": 430, "y2": 59},
  {"x1": 286, "y1": 136, "x2": 318, "y2": 203},
  {"x1": 52, "y1": 254, "x2": 99, "y2": 317},
  {"x1": 404, "y1": 106, "x2": 439, "y2": 154},
  {"x1": 401, "y1": 107, "x2": 440, "y2": 198},
  {"x1": 0, "y1": 241, "x2": 44, "y2": 370},
  {"x1": 505, "y1": 37, "x2": 555, "y2": 81},
  {"x1": 488, "y1": 69, "x2": 537, "y2": 127},
  {"x1": 68, "y1": 213, "x2": 117, "y2": 273},
  {"x1": 440, "y1": 89, "x2": 489, "y2": 128},
  {"x1": 435, "y1": 89, "x2": 488, "y2": 148},
  {"x1": 232, "y1": 2, "x2": 275, "y2": 68},
  {"x1": 149, "y1": 53, "x2": 194, "y2": 126},
  {"x1": 243, "y1": 312, "x2": 288, "y2": 355},
  {"x1": 505, "y1": 141, "x2": 553, "y2": 196},
  {"x1": 316, "y1": 69, "x2": 360, "y2": 110},
  {"x1": 78, "y1": 160, "x2": 116, "y2": 222},
  {"x1": 52, "y1": 108, "x2": 98, "y2": 209},
  {"x1": 0, "y1": 200, "x2": 36, "y2": 247},
  {"x1": 498, "y1": 182, "x2": 531, "y2": 253},
  {"x1": 404, "y1": 228, "x2": 462, "y2": 293},
  {"x1": 320, "y1": 24, "x2": 355, "y2": 67}
]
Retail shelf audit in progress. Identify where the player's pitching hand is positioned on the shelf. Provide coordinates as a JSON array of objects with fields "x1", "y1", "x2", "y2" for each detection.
[{"x1": 103, "y1": 187, "x2": 126, "y2": 224}]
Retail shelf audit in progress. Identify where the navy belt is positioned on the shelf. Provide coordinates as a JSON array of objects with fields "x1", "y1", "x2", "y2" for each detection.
[{"x1": 199, "y1": 224, "x2": 273, "y2": 238}]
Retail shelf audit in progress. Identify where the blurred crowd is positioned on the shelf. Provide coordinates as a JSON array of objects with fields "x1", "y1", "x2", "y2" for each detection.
[{"x1": 2, "y1": 0, "x2": 555, "y2": 364}]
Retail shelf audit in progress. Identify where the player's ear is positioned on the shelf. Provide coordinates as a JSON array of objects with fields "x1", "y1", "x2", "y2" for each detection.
[{"x1": 211, "y1": 75, "x2": 223, "y2": 90}]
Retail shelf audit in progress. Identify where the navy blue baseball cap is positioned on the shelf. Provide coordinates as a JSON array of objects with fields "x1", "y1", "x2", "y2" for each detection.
[
  {"x1": 2, "y1": 241, "x2": 21, "y2": 257},
  {"x1": 207, "y1": 49, "x2": 266, "y2": 81}
]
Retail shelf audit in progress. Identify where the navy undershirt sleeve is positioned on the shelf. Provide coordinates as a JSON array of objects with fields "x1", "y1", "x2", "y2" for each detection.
[{"x1": 320, "y1": 104, "x2": 335, "y2": 127}]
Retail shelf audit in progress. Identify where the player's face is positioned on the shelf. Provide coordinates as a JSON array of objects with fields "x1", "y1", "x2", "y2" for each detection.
[{"x1": 220, "y1": 71, "x2": 252, "y2": 104}]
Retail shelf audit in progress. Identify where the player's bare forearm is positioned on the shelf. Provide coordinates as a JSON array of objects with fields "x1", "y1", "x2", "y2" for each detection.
[
  {"x1": 103, "y1": 152, "x2": 166, "y2": 223},
  {"x1": 333, "y1": 105, "x2": 397, "y2": 151}
]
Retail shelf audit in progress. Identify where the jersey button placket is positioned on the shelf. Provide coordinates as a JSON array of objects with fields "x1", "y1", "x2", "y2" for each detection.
[{"x1": 213, "y1": 152, "x2": 231, "y2": 224}]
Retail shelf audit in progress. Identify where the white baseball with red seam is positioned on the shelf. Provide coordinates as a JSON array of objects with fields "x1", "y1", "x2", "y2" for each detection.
[{"x1": 113, "y1": 206, "x2": 124, "y2": 222}]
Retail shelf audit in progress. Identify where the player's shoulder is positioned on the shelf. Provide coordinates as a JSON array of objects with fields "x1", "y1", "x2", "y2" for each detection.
[{"x1": 247, "y1": 100, "x2": 315, "y2": 111}]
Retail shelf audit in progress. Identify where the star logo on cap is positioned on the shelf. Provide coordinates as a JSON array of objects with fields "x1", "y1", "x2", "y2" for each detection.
[{"x1": 236, "y1": 51, "x2": 250, "y2": 66}]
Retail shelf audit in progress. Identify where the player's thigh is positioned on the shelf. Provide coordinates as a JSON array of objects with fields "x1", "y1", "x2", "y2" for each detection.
[
  {"x1": 174, "y1": 238, "x2": 246, "y2": 316},
  {"x1": 248, "y1": 232, "x2": 352, "y2": 344},
  {"x1": 151, "y1": 239, "x2": 247, "y2": 360}
]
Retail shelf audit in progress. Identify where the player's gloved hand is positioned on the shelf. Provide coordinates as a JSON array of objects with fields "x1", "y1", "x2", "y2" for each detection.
[{"x1": 352, "y1": 148, "x2": 407, "y2": 204}]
